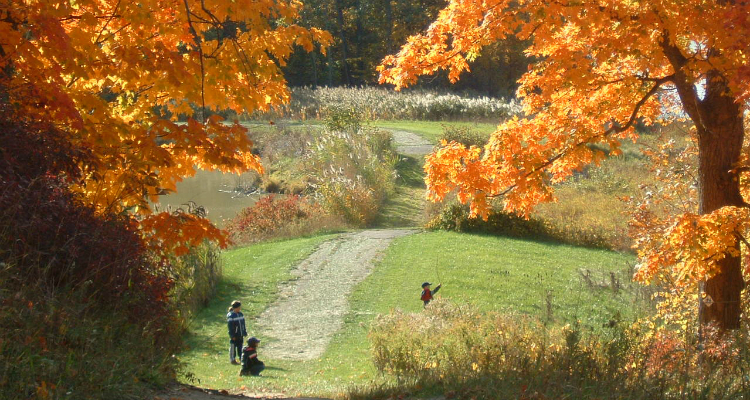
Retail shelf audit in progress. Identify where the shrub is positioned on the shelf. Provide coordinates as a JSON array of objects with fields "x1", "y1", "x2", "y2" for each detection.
[
  {"x1": 245, "y1": 123, "x2": 318, "y2": 195},
  {"x1": 170, "y1": 242, "x2": 223, "y2": 320},
  {"x1": 225, "y1": 194, "x2": 343, "y2": 244},
  {"x1": 307, "y1": 109, "x2": 398, "y2": 226},
  {"x1": 427, "y1": 203, "x2": 616, "y2": 250},
  {"x1": 0, "y1": 109, "x2": 180, "y2": 399},
  {"x1": 367, "y1": 300, "x2": 750, "y2": 400},
  {"x1": 239, "y1": 112, "x2": 398, "y2": 228},
  {"x1": 438, "y1": 125, "x2": 490, "y2": 148}
]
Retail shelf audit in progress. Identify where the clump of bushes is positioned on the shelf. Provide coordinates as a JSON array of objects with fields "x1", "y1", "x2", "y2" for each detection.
[
  {"x1": 235, "y1": 109, "x2": 399, "y2": 235},
  {"x1": 427, "y1": 203, "x2": 615, "y2": 250},
  {"x1": 225, "y1": 194, "x2": 344, "y2": 245},
  {"x1": 244, "y1": 123, "x2": 317, "y2": 195},
  {"x1": 170, "y1": 241, "x2": 223, "y2": 320},
  {"x1": 367, "y1": 300, "x2": 750, "y2": 400},
  {"x1": 438, "y1": 124, "x2": 490, "y2": 148},
  {"x1": 0, "y1": 109, "x2": 181, "y2": 399},
  {"x1": 307, "y1": 108, "x2": 398, "y2": 226},
  {"x1": 245, "y1": 86, "x2": 521, "y2": 121}
]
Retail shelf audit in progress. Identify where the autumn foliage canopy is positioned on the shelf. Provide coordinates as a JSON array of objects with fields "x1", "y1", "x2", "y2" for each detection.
[
  {"x1": 380, "y1": 0, "x2": 750, "y2": 328},
  {"x1": 1, "y1": 0, "x2": 330, "y2": 255}
]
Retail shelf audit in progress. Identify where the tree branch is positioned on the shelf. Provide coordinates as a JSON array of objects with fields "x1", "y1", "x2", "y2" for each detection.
[
  {"x1": 94, "y1": 0, "x2": 122, "y2": 45},
  {"x1": 658, "y1": 30, "x2": 706, "y2": 131},
  {"x1": 182, "y1": 0, "x2": 206, "y2": 123},
  {"x1": 487, "y1": 75, "x2": 674, "y2": 199}
]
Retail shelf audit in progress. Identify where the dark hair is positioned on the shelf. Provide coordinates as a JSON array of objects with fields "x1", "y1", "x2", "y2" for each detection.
[{"x1": 228, "y1": 300, "x2": 241, "y2": 312}]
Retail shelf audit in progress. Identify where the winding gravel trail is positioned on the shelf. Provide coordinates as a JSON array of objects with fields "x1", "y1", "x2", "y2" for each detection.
[
  {"x1": 387, "y1": 129, "x2": 434, "y2": 157},
  {"x1": 257, "y1": 229, "x2": 416, "y2": 360},
  {"x1": 156, "y1": 128, "x2": 430, "y2": 399},
  {"x1": 254, "y1": 129, "x2": 429, "y2": 361}
]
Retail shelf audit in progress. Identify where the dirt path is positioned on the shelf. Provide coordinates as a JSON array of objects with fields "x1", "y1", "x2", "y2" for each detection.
[
  {"x1": 257, "y1": 229, "x2": 417, "y2": 360},
  {"x1": 156, "y1": 128, "x2": 427, "y2": 400},
  {"x1": 387, "y1": 129, "x2": 434, "y2": 157},
  {"x1": 154, "y1": 384, "x2": 329, "y2": 400}
]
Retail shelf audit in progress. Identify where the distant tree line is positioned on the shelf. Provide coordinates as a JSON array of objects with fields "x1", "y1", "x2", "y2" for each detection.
[{"x1": 282, "y1": 0, "x2": 529, "y2": 98}]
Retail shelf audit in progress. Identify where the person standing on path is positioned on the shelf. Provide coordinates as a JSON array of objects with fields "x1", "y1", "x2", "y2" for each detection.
[
  {"x1": 421, "y1": 282, "x2": 441, "y2": 307},
  {"x1": 227, "y1": 300, "x2": 247, "y2": 365}
]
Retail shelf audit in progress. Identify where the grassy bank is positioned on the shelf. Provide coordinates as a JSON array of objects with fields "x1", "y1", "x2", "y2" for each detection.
[
  {"x1": 372, "y1": 120, "x2": 497, "y2": 144},
  {"x1": 179, "y1": 234, "x2": 339, "y2": 393},
  {"x1": 348, "y1": 231, "x2": 643, "y2": 329},
  {"x1": 179, "y1": 231, "x2": 642, "y2": 397},
  {"x1": 374, "y1": 154, "x2": 427, "y2": 228}
]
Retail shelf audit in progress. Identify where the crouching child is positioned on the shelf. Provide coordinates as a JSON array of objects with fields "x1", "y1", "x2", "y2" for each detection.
[{"x1": 239, "y1": 337, "x2": 265, "y2": 376}]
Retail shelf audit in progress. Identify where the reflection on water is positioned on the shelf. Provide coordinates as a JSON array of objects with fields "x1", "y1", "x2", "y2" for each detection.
[{"x1": 155, "y1": 169, "x2": 261, "y2": 227}]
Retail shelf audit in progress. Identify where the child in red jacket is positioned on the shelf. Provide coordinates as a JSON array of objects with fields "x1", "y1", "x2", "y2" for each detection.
[
  {"x1": 421, "y1": 282, "x2": 441, "y2": 307},
  {"x1": 239, "y1": 337, "x2": 265, "y2": 377}
]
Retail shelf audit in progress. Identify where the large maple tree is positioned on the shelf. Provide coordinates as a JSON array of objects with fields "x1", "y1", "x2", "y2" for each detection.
[
  {"x1": 379, "y1": 0, "x2": 750, "y2": 330},
  {"x1": 1, "y1": 0, "x2": 329, "y2": 255}
]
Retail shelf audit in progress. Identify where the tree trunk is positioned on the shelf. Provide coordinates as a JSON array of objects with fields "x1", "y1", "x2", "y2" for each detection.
[
  {"x1": 310, "y1": 49, "x2": 318, "y2": 89},
  {"x1": 324, "y1": 17, "x2": 335, "y2": 86},
  {"x1": 662, "y1": 33, "x2": 747, "y2": 331},
  {"x1": 334, "y1": 0, "x2": 351, "y2": 86},
  {"x1": 354, "y1": 0, "x2": 364, "y2": 83},
  {"x1": 384, "y1": 0, "x2": 393, "y2": 55},
  {"x1": 696, "y1": 74, "x2": 746, "y2": 330}
]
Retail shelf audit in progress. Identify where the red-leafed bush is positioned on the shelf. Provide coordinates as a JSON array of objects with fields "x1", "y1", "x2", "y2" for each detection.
[
  {"x1": 0, "y1": 109, "x2": 180, "y2": 398},
  {"x1": 0, "y1": 110, "x2": 172, "y2": 319},
  {"x1": 225, "y1": 194, "x2": 343, "y2": 244}
]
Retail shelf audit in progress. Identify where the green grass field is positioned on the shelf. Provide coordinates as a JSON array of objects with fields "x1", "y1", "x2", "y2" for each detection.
[
  {"x1": 372, "y1": 120, "x2": 498, "y2": 143},
  {"x1": 179, "y1": 231, "x2": 641, "y2": 397},
  {"x1": 243, "y1": 119, "x2": 497, "y2": 145},
  {"x1": 374, "y1": 154, "x2": 427, "y2": 228}
]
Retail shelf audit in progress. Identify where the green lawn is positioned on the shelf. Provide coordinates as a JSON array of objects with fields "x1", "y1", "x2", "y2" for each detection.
[
  {"x1": 372, "y1": 120, "x2": 498, "y2": 143},
  {"x1": 179, "y1": 231, "x2": 641, "y2": 397},
  {"x1": 374, "y1": 154, "x2": 427, "y2": 228},
  {"x1": 356, "y1": 231, "x2": 641, "y2": 325},
  {"x1": 242, "y1": 119, "x2": 498, "y2": 145}
]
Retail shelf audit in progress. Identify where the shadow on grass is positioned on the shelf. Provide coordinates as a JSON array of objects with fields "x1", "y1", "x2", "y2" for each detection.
[
  {"x1": 372, "y1": 154, "x2": 428, "y2": 229},
  {"x1": 184, "y1": 278, "x2": 258, "y2": 354},
  {"x1": 395, "y1": 155, "x2": 425, "y2": 188},
  {"x1": 347, "y1": 380, "x2": 443, "y2": 400}
]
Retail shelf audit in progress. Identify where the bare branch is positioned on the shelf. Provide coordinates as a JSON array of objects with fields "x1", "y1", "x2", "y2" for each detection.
[
  {"x1": 487, "y1": 75, "x2": 674, "y2": 199},
  {"x1": 94, "y1": 0, "x2": 122, "y2": 45},
  {"x1": 182, "y1": 0, "x2": 206, "y2": 123}
]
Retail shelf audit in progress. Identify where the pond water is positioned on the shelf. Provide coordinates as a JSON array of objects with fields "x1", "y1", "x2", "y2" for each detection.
[{"x1": 154, "y1": 169, "x2": 261, "y2": 227}]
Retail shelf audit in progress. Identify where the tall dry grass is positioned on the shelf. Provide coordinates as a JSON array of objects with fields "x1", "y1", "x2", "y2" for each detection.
[
  {"x1": 308, "y1": 108, "x2": 398, "y2": 226},
  {"x1": 364, "y1": 300, "x2": 750, "y2": 400},
  {"x1": 244, "y1": 86, "x2": 521, "y2": 121}
]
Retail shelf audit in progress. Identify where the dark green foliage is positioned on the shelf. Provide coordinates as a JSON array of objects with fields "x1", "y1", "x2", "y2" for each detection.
[
  {"x1": 282, "y1": 0, "x2": 529, "y2": 97},
  {"x1": 428, "y1": 203, "x2": 613, "y2": 249}
]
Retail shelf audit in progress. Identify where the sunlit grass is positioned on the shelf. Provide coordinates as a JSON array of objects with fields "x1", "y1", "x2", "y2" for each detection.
[
  {"x1": 179, "y1": 234, "x2": 346, "y2": 396},
  {"x1": 372, "y1": 120, "x2": 498, "y2": 144},
  {"x1": 179, "y1": 231, "x2": 642, "y2": 397},
  {"x1": 374, "y1": 154, "x2": 427, "y2": 228}
]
